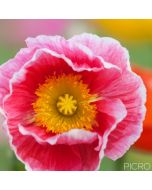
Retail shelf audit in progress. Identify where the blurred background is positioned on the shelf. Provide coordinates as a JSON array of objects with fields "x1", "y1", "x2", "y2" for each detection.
[{"x1": 0, "y1": 19, "x2": 152, "y2": 171}]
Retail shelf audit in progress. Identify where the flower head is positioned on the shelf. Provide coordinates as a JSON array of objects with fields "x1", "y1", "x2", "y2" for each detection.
[{"x1": 0, "y1": 33, "x2": 146, "y2": 170}]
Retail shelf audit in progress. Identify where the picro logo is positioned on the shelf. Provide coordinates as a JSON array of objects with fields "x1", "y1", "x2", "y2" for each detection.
[{"x1": 124, "y1": 162, "x2": 152, "y2": 171}]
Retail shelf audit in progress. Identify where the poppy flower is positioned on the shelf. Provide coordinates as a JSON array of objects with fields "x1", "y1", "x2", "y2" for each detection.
[
  {"x1": 0, "y1": 33, "x2": 146, "y2": 170},
  {"x1": 133, "y1": 65, "x2": 152, "y2": 151}
]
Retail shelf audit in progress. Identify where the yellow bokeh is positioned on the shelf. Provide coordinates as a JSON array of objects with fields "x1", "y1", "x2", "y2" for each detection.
[{"x1": 91, "y1": 19, "x2": 152, "y2": 42}]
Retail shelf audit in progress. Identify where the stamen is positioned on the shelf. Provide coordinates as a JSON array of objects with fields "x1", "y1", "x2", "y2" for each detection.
[
  {"x1": 33, "y1": 74, "x2": 98, "y2": 134},
  {"x1": 57, "y1": 94, "x2": 77, "y2": 116}
]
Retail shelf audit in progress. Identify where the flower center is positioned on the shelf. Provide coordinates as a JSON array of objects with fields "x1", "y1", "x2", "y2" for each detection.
[
  {"x1": 57, "y1": 94, "x2": 77, "y2": 116},
  {"x1": 33, "y1": 74, "x2": 98, "y2": 134}
]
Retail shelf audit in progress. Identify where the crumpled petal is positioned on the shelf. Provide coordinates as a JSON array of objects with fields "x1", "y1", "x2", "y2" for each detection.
[
  {"x1": 94, "y1": 98, "x2": 127, "y2": 156},
  {"x1": 0, "y1": 48, "x2": 36, "y2": 107},
  {"x1": 8, "y1": 127, "x2": 100, "y2": 171},
  {"x1": 69, "y1": 33, "x2": 130, "y2": 71},
  {"x1": 103, "y1": 71, "x2": 146, "y2": 160}
]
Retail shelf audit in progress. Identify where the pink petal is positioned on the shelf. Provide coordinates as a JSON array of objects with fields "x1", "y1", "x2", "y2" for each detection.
[
  {"x1": 9, "y1": 127, "x2": 100, "y2": 171},
  {"x1": 26, "y1": 34, "x2": 121, "y2": 72},
  {"x1": 96, "y1": 98, "x2": 127, "y2": 131},
  {"x1": 0, "y1": 48, "x2": 35, "y2": 107},
  {"x1": 94, "y1": 98, "x2": 127, "y2": 156},
  {"x1": 26, "y1": 35, "x2": 67, "y2": 54},
  {"x1": 69, "y1": 33, "x2": 130, "y2": 71},
  {"x1": 19, "y1": 124, "x2": 100, "y2": 146},
  {"x1": 103, "y1": 71, "x2": 146, "y2": 160},
  {"x1": 80, "y1": 64, "x2": 121, "y2": 95}
]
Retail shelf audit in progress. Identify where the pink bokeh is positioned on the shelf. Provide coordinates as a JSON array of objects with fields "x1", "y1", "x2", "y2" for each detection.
[{"x1": 0, "y1": 20, "x2": 71, "y2": 44}]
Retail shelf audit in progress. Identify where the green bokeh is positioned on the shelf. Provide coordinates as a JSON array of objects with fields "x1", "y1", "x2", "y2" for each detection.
[
  {"x1": 0, "y1": 143, "x2": 25, "y2": 171},
  {"x1": 128, "y1": 43, "x2": 152, "y2": 68},
  {"x1": 0, "y1": 46, "x2": 20, "y2": 65}
]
